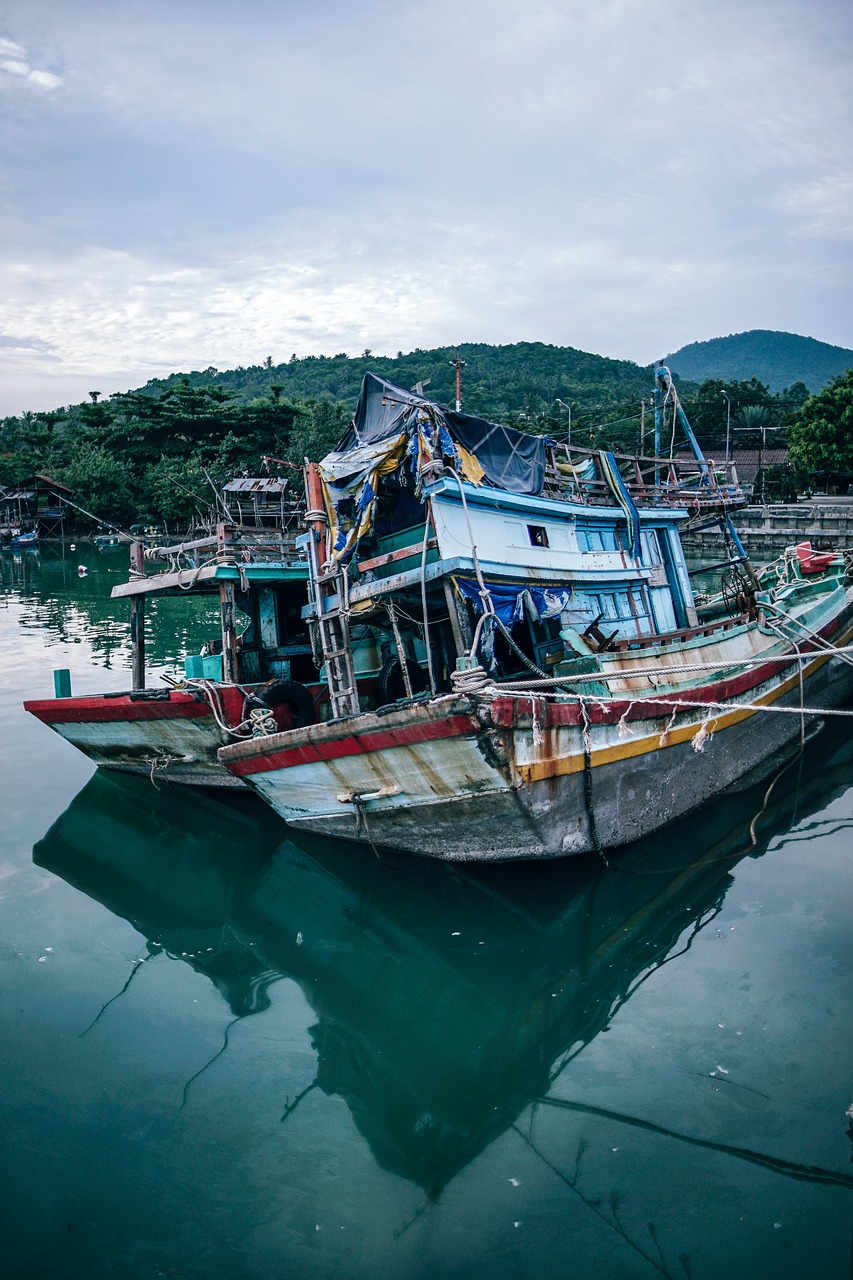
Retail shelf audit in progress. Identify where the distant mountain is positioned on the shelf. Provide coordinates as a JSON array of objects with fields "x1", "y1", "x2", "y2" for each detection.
[{"x1": 664, "y1": 330, "x2": 853, "y2": 393}]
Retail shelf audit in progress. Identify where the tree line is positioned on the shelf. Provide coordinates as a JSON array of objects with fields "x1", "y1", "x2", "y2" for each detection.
[{"x1": 1, "y1": 343, "x2": 850, "y2": 529}]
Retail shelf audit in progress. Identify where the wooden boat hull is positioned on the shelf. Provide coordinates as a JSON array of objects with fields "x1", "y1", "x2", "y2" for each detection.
[
  {"x1": 219, "y1": 608, "x2": 853, "y2": 860},
  {"x1": 24, "y1": 688, "x2": 250, "y2": 787},
  {"x1": 25, "y1": 676, "x2": 369, "y2": 787}
]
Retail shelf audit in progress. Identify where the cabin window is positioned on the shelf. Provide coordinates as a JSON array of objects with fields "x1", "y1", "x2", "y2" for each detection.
[
  {"x1": 586, "y1": 591, "x2": 634, "y2": 621},
  {"x1": 577, "y1": 527, "x2": 621, "y2": 552},
  {"x1": 527, "y1": 525, "x2": 549, "y2": 548},
  {"x1": 641, "y1": 529, "x2": 663, "y2": 564}
]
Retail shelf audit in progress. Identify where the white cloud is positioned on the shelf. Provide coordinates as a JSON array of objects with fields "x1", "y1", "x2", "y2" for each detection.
[
  {"x1": 27, "y1": 69, "x2": 62, "y2": 91},
  {"x1": 0, "y1": 0, "x2": 850, "y2": 414},
  {"x1": 0, "y1": 35, "x2": 62, "y2": 91}
]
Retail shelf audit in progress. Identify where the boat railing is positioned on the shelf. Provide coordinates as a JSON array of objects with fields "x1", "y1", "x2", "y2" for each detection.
[
  {"x1": 543, "y1": 446, "x2": 746, "y2": 510},
  {"x1": 609, "y1": 612, "x2": 746, "y2": 652},
  {"x1": 131, "y1": 521, "x2": 305, "y2": 577}
]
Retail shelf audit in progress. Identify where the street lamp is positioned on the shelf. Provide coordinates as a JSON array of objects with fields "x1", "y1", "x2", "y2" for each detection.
[{"x1": 720, "y1": 390, "x2": 731, "y2": 463}]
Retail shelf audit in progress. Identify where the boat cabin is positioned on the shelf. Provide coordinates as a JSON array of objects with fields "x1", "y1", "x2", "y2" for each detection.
[
  {"x1": 111, "y1": 488, "x2": 316, "y2": 694},
  {"x1": 300, "y1": 373, "x2": 749, "y2": 715}
]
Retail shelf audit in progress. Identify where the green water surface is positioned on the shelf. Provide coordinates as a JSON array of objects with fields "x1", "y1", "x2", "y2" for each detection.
[{"x1": 1, "y1": 545, "x2": 852, "y2": 1279}]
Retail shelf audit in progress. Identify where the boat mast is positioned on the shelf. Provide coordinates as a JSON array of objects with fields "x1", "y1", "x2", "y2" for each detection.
[{"x1": 654, "y1": 362, "x2": 759, "y2": 593}]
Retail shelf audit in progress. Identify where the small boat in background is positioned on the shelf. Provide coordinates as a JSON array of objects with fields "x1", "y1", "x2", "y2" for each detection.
[
  {"x1": 24, "y1": 477, "x2": 352, "y2": 786},
  {"x1": 93, "y1": 530, "x2": 123, "y2": 549},
  {"x1": 2, "y1": 528, "x2": 39, "y2": 549}
]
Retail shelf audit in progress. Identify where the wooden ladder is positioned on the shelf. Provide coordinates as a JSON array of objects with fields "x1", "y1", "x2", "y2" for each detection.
[
  {"x1": 315, "y1": 570, "x2": 360, "y2": 719},
  {"x1": 304, "y1": 462, "x2": 360, "y2": 720}
]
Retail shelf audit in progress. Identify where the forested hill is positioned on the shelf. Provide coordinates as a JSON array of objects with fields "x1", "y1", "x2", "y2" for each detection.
[
  {"x1": 3, "y1": 336, "x2": 846, "y2": 526},
  {"x1": 665, "y1": 330, "x2": 853, "y2": 392},
  {"x1": 145, "y1": 342, "x2": 652, "y2": 419}
]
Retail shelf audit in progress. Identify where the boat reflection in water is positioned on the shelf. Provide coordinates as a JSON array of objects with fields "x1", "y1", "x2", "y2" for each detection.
[{"x1": 33, "y1": 725, "x2": 853, "y2": 1197}]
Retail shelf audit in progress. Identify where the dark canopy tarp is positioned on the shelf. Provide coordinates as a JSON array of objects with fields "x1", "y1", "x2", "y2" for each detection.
[{"x1": 334, "y1": 373, "x2": 546, "y2": 496}]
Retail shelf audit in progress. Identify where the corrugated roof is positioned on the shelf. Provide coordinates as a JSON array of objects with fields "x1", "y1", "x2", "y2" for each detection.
[{"x1": 223, "y1": 477, "x2": 289, "y2": 494}]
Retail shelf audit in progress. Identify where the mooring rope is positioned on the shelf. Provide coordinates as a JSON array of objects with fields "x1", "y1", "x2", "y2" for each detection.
[
  {"x1": 484, "y1": 641, "x2": 853, "y2": 693},
  {"x1": 499, "y1": 688, "x2": 853, "y2": 721}
]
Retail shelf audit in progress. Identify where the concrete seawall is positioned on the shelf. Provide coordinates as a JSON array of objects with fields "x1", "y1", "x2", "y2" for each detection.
[{"x1": 683, "y1": 499, "x2": 853, "y2": 555}]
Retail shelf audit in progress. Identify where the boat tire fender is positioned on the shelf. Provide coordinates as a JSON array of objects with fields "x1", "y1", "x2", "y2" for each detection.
[
  {"x1": 376, "y1": 657, "x2": 429, "y2": 706},
  {"x1": 260, "y1": 679, "x2": 316, "y2": 731}
]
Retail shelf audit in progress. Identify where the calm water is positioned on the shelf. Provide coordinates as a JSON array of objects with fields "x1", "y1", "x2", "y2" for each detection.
[{"x1": 2, "y1": 545, "x2": 852, "y2": 1280}]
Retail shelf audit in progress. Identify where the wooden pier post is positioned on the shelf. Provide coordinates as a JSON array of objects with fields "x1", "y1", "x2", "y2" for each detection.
[
  {"x1": 220, "y1": 581, "x2": 239, "y2": 683},
  {"x1": 130, "y1": 596, "x2": 146, "y2": 690}
]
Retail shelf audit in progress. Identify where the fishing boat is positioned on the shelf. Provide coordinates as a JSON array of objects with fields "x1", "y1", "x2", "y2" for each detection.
[
  {"x1": 217, "y1": 368, "x2": 853, "y2": 859},
  {"x1": 24, "y1": 478, "x2": 376, "y2": 787}
]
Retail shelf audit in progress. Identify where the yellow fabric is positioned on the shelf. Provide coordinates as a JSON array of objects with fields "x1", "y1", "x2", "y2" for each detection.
[
  {"x1": 319, "y1": 432, "x2": 410, "y2": 563},
  {"x1": 456, "y1": 442, "x2": 485, "y2": 485}
]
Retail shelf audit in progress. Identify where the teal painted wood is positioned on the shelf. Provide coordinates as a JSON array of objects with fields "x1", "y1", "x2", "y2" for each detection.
[{"x1": 53, "y1": 669, "x2": 72, "y2": 699}]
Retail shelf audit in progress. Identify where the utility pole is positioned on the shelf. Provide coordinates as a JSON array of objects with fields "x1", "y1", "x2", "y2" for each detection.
[
  {"x1": 450, "y1": 356, "x2": 466, "y2": 412},
  {"x1": 721, "y1": 389, "x2": 731, "y2": 463},
  {"x1": 732, "y1": 422, "x2": 782, "y2": 503}
]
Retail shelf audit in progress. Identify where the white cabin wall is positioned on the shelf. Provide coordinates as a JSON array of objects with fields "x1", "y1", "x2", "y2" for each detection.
[
  {"x1": 431, "y1": 499, "x2": 583, "y2": 574},
  {"x1": 429, "y1": 490, "x2": 688, "y2": 641}
]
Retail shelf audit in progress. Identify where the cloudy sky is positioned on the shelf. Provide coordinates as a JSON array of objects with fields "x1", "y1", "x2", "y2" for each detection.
[{"x1": 1, "y1": 0, "x2": 851, "y2": 415}]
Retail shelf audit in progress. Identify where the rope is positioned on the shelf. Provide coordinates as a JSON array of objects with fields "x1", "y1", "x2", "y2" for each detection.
[
  {"x1": 249, "y1": 706, "x2": 278, "y2": 736},
  {"x1": 147, "y1": 752, "x2": 181, "y2": 788},
  {"x1": 352, "y1": 797, "x2": 383, "y2": 860},
  {"x1": 690, "y1": 708, "x2": 718, "y2": 753},
  {"x1": 482, "y1": 641, "x2": 853, "y2": 692},
  {"x1": 449, "y1": 467, "x2": 492, "y2": 619},
  {"x1": 763, "y1": 616, "x2": 808, "y2": 747},
  {"x1": 532, "y1": 695, "x2": 544, "y2": 746},
  {"x1": 483, "y1": 684, "x2": 853, "y2": 720},
  {"x1": 657, "y1": 707, "x2": 679, "y2": 747},
  {"x1": 762, "y1": 599, "x2": 853, "y2": 668},
  {"x1": 450, "y1": 663, "x2": 493, "y2": 696},
  {"x1": 181, "y1": 678, "x2": 255, "y2": 737}
]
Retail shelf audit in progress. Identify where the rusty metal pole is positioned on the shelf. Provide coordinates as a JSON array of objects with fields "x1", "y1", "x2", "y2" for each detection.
[{"x1": 450, "y1": 355, "x2": 466, "y2": 413}]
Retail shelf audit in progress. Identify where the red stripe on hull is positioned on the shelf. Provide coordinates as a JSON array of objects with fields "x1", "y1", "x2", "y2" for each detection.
[
  {"x1": 25, "y1": 691, "x2": 214, "y2": 725},
  {"x1": 226, "y1": 713, "x2": 480, "y2": 777},
  {"x1": 221, "y1": 601, "x2": 853, "y2": 782}
]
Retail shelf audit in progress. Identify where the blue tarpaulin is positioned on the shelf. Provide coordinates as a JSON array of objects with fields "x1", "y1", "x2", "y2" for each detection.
[{"x1": 455, "y1": 577, "x2": 572, "y2": 626}]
